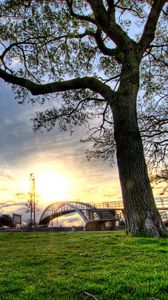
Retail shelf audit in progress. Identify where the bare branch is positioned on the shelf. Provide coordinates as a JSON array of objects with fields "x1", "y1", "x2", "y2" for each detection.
[
  {"x1": 0, "y1": 32, "x2": 92, "y2": 63},
  {"x1": 115, "y1": 4, "x2": 144, "y2": 19},
  {"x1": 148, "y1": 51, "x2": 168, "y2": 67},
  {"x1": 33, "y1": 96, "x2": 104, "y2": 132},
  {"x1": 65, "y1": 0, "x2": 97, "y2": 25}
]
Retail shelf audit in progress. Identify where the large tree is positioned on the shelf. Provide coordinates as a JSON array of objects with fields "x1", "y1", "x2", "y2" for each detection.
[{"x1": 0, "y1": 0, "x2": 167, "y2": 236}]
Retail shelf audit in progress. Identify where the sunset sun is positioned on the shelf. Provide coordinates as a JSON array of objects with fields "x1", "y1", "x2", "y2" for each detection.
[{"x1": 36, "y1": 172, "x2": 71, "y2": 203}]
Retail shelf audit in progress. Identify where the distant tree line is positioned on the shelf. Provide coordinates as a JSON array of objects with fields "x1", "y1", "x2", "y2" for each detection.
[{"x1": 0, "y1": 214, "x2": 15, "y2": 228}]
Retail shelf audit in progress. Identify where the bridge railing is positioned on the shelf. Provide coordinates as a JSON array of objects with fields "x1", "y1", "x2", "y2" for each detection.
[
  {"x1": 89, "y1": 201, "x2": 123, "y2": 209},
  {"x1": 97, "y1": 201, "x2": 123, "y2": 209},
  {"x1": 88, "y1": 197, "x2": 168, "y2": 210},
  {"x1": 154, "y1": 197, "x2": 168, "y2": 209}
]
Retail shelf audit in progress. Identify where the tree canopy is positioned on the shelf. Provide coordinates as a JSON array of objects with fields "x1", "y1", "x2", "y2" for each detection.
[{"x1": 0, "y1": 0, "x2": 167, "y2": 236}]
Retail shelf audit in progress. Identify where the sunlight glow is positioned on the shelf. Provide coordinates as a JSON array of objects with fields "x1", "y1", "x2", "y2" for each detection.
[{"x1": 36, "y1": 172, "x2": 71, "y2": 203}]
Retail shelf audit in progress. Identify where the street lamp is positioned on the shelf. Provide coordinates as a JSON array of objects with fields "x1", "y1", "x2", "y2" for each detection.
[{"x1": 30, "y1": 173, "x2": 35, "y2": 227}]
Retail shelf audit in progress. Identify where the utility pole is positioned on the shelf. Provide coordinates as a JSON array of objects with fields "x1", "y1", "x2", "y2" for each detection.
[{"x1": 30, "y1": 173, "x2": 36, "y2": 227}]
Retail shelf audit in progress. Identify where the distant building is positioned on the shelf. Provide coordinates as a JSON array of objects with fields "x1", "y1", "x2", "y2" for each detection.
[{"x1": 13, "y1": 213, "x2": 22, "y2": 226}]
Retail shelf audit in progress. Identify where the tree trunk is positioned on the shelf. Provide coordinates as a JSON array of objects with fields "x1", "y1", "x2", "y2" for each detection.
[{"x1": 111, "y1": 81, "x2": 167, "y2": 237}]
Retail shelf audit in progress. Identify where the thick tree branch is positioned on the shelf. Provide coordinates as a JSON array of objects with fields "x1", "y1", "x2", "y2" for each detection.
[
  {"x1": 106, "y1": 0, "x2": 115, "y2": 23},
  {"x1": 139, "y1": 0, "x2": 166, "y2": 53},
  {"x1": 86, "y1": 0, "x2": 132, "y2": 48},
  {"x1": 93, "y1": 28, "x2": 121, "y2": 59},
  {"x1": 0, "y1": 68, "x2": 114, "y2": 99},
  {"x1": 107, "y1": 0, "x2": 114, "y2": 9}
]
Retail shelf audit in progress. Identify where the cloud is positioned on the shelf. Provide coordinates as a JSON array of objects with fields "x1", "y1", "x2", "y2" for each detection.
[
  {"x1": 0, "y1": 168, "x2": 14, "y2": 180},
  {"x1": 0, "y1": 202, "x2": 25, "y2": 208},
  {"x1": 0, "y1": 201, "x2": 15, "y2": 206}
]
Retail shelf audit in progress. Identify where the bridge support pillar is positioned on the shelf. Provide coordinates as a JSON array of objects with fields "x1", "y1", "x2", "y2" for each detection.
[
  {"x1": 85, "y1": 219, "x2": 116, "y2": 231},
  {"x1": 87, "y1": 209, "x2": 94, "y2": 220}
]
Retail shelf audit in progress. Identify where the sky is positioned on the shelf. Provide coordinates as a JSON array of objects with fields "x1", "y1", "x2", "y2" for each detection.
[{"x1": 0, "y1": 79, "x2": 123, "y2": 224}]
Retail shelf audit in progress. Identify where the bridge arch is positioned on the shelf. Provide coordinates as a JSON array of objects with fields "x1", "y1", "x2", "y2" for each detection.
[{"x1": 39, "y1": 201, "x2": 99, "y2": 226}]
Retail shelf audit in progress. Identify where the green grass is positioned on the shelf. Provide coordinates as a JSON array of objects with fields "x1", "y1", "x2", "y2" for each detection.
[{"x1": 0, "y1": 231, "x2": 168, "y2": 300}]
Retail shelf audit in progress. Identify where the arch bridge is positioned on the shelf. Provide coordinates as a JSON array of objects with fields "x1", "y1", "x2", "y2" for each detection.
[
  {"x1": 39, "y1": 201, "x2": 117, "y2": 226},
  {"x1": 39, "y1": 198, "x2": 168, "y2": 227}
]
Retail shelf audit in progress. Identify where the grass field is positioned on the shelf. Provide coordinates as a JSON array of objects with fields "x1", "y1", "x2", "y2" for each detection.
[{"x1": 0, "y1": 231, "x2": 168, "y2": 300}]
